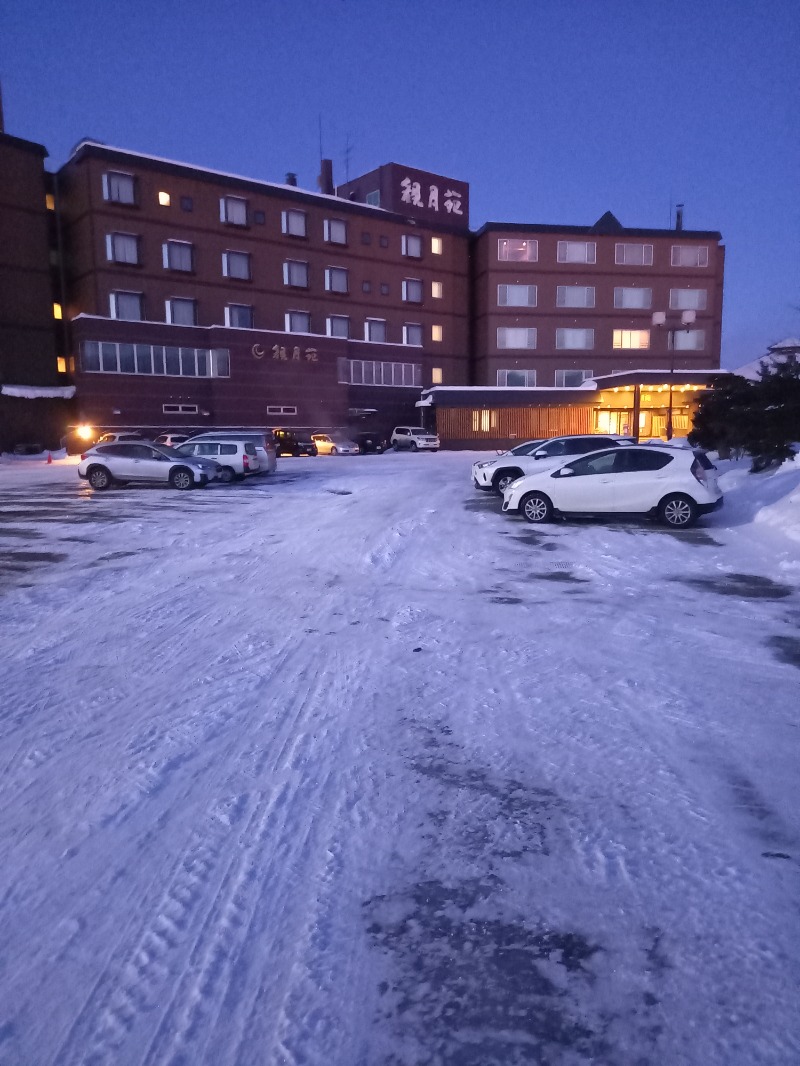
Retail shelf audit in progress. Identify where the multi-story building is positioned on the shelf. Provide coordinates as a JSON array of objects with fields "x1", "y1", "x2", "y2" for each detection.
[{"x1": 472, "y1": 210, "x2": 724, "y2": 389}]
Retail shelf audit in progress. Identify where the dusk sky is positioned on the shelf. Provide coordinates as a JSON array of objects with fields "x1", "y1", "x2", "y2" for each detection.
[{"x1": 3, "y1": 0, "x2": 798, "y2": 368}]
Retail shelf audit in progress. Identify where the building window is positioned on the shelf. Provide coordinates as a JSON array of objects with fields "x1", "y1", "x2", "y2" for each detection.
[
  {"x1": 325, "y1": 266, "x2": 349, "y2": 293},
  {"x1": 403, "y1": 323, "x2": 423, "y2": 346},
  {"x1": 379, "y1": 235, "x2": 389, "y2": 248},
  {"x1": 57, "y1": 356, "x2": 67, "y2": 373},
  {"x1": 431, "y1": 237, "x2": 443, "y2": 255},
  {"x1": 362, "y1": 281, "x2": 372, "y2": 293},
  {"x1": 223, "y1": 251, "x2": 251, "y2": 280},
  {"x1": 81, "y1": 340, "x2": 229, "y2": 377},
  {"x1": 556, "y1": 285, "x2": 595, "y2": 308},
  {"x1": 557, "y1": 241, "x2": 596, "y2": 264},
  {"x1": 325, "y1": 219, "x2": 347, "y2": 244},
  {"x1": 225, "y1": 304, "x2": 254, "y2": 328},
  {"x1": 283, "y1": 260, "x2": 309, "y2": 287},
  {"x1": 432, "y1": 281, "x2": 443, "y2": 299},
  {"x1": 497, "y1": 327, "x2": 536, "y2": 349},
  {"x1": 402, "y1": 278, "x2": 423, "y2": 303},
  {"x1": 253, "y1": 210, "x2": 266, "y2": 225},
  {"x1": 46, "y1": 193, "x2": 55, "y2": 211},
  {"x1": 220, "y1": 196, "x2": 248, "y2": 226},
  {"x1": 365, "y1": 319, "x2": 387, "y2": 343},
  {"x1": 431, "y1": 324, "x2": 443, "y2": 342},
  {"x1": 102, "y1": 172, "x2": 136, "y2": 204},
  {"x1": 556, "y1": 327, "x2": 594, "y2": 349},
  {"x1": 498, "y1": 284, "x2": 537, "y2": 307},
  {"x1": 366, "y1": 190, "x2": 381, "y2": 207},
  {"x1": 166, "y1": 298, "x2": 197, "y2": 326},
  {"x1": 344, "y1": 359, "x2": 421, "y2": 387},
  {"x1": 472, "y1": 409, "x2": 499, "y2": 433},
  {"x1": 431, "y1": 367, "x2": 443, "y2": 384},
  {"x1": 669, "y1": 288, "x2": 707, "y2": 311},
  {"x1": 615, "y1": 243, "x2": 653, "y2": 266},
  {"x1": 106, "y1": 233, "x2": 139, "y2": 264},
  {"x1": 380, "y1": 282, "x2": 390, "y2": 296},
  {"x1": 497, "y1": 369, "x2": 537, "y2": 387},
  {"x1": 282, "y1": 209, "x2": 307, "y2": 237},
  {"x1": 402, "y1": 234, "x2": 422, "y2": 258},
  {"x1": 163, "y1": 240, "x2": 194, "y2": 272},
  {"x1": 361, "y1": 232, "x2": 372, "y2": 245},
  {"x1": 53, "y1": 303, "x2": 63, "y2": 320},
  {"x1": 614, "y1": 287, "x2": 652, "y2": 309},
  {"x1": 555, "y1": 369, "x2": 593, "y2": 387},
  {"x1": 163, "y1": 403, "x2": 198, "y2": 415},
  {"x1": 327, "y1": 315, "x2": 350, "y2": 338},
  {"x1": 669, "y1": 329, "x2": 706, "y2": 350},
  {"x1": 110, "y1": 291, "x2": 143, "y2": 321},
  {"x1": 497, "y1": 238, "x2": 537, "y2": 262},
  {"x1": 158, "y1": 191, "x2": 171, "y2": 207},
  {"x1": 266, "y1": 405, "x2": 298, "y2": 416},
  {"x1": 285, "y1": 310, "x2": 311, "y2": 333},
  {"x1": 613, "y1": 329, "x2": 650, "y2": 349},
  {"x1": 671, "y1": 245, "x2": 709, "y2": 267},
  {"x1": 181, "y1": 196, "x2": 193, "y2": 212}
]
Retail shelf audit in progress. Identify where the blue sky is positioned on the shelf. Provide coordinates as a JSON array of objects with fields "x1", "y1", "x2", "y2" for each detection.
[{"x1": 3, "y1": 0, "x2": 798, "y2": 367}]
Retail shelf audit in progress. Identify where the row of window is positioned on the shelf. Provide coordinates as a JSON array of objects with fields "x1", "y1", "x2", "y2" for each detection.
[
  {"x1": 497, "y1": 284, "x2": 708, "y2": 311},
  {"x1": 498, "y1": 238, "x2": 710, "y2": 267},
  {"x1": 103, "y1": 173, "x2": 444, "y2": 256},
  {"x1": 496, "y1": 327, "x2": 706, "y2": 351},
  {"x1": 496, "y1": 369, "x2": 594, "y2": 388},
  {"x1": 81, "y1": 341, "x2": 231, "y2": 377},
  {"x1": 107, "y1": 291, "x2": 444, "y2": 344},
  {"x1": 336, "y1": 359, "x2": 422, "y2": 388}
]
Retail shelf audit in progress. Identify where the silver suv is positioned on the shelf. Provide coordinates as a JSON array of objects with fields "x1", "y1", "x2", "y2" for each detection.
[
  {"x1": 391, "y1": 426, "x2": 440, "y2": 451},
  {"x1": 473, "y1": 434, "x2": 634, "y2": 495},
  {"x1": 78, "y1": 442, "x2": 218, "y2": 490}
]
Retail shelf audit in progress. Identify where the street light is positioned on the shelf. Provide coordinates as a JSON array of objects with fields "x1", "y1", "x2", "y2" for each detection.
[{"x1": 651, "y1": 308, "x2": 696, "y2": 440}]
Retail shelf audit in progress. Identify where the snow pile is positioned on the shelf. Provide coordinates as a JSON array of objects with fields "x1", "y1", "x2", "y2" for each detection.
[
  {"x1": 750, "y1": 453, "x2": 800, "y2": 544},
  {"x1": 0, "y1": 448, "x2": 69, "y2": 463}
]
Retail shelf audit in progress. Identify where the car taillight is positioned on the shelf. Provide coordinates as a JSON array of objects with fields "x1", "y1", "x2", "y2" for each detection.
[
  {"x1": 242, "y1": 454, "x2": 249, "y2": 469},
  {"x1": 80, "y1": 453, "x2": 88, "y2": 460}
]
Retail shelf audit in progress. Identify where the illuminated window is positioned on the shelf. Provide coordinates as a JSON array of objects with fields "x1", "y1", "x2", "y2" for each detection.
[
  {"x1": 613, "y1": 329, "x2": 650, "y2": 349},
  {"x1": 497, "y1": 327, "x2": 536, "y2": 349},
  {"x1": 669, "y1": 288, "x2": 707, "y2": 310},
  {"x1": 158, "y1": 191, "x2": 171, "y2": 207},
  {"x1": 615, "y1": 243, "x2": 653, "y2": 266},
  {"x1": 671, "y1": 245, "x2": 709, "y2": 267},
  {"x1": 472, "y1": 409, "x2": 498, "y2": 433},
  {"x1": 102, "y1": 172, "x2": 136, "y2": 204},
  {"x1": 283, "y1": 260, "x2": 308, "y2": 287},
  {"x1": 557, "y1": 241, "x2": 596, "y2": 264},
  {"x1": 403, "y1": 323, "x2": 423, "y2": 346},
  {"x1": 220, "y1": 196, "x2": 248, "y2": 226},
  {"x1": 557, "y1": 286, "x2": 594, "y2": 308},
  {"x1": 555, "y1": 369, "x2": 593, "y2": 386},
  {"x1": 402, "y1": 278, "x2": 423, "y2": 303},
  {"x1": 431, "y1": 237, "x2": 443, "y2": 255},
  {"x1": 223, "y1": 251, "x2": 252, "y2": 280},
  {"x1": 282, "y1": 210, "x2": 307, "y2": 237},
  {"x1": 498, "y1": 238, "x2": 537, "y2": 262},
  {"x1": 325, "y1": 267, "x2": 349, "y2": 293},
  {"x1": 57, "y1": 357, "x2": 67, "y2": 373},
  {"x1": 432, "y1": 281, "x2": 443, "y2": 299},
  {"x1": 432, "y1": 367, "x2": 443, "y2": 384},
  {"x1": 53, "y1": 302, "x2": 63, "y2": 320},
  {"x1": 498, "y1": 284, "x2": 537, "y2": 307},
  {"x1": 163, "y1": 240, "x2": 194, "y2": 272},
  {"x1": 614, "y1": 287, "x2": 652, "y2": 309},
  {"x1": 432, "y1": 324, "x2": 443, "y2": 342},
  {"x1": 556, "y1": 328, "x2": 594, "y2": 349},
  {"x1": 45, "y1": 193, "x2": 55, "y2": 211},
  {"x1": 324, "y1": 219, "x2": 347, "y2": 244}
]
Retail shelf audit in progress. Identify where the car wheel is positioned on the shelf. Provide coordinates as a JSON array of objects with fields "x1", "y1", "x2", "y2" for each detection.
[
  {"x1": 393, "y1": 442, "x2": 400, "y2": 451},
  {"x1": 219, "y1": 466, "x2": 236, "y2": 484},
  {"x1": 170, "y1": 467, "x2": 194, "y2": 491},
  {"x1": 493, "y1": 469, "x2": 522, "y2": 495},
  {"x1": 410, "y1": 441, "x2": 418, "y2": 452},
  {"x1": 520, "y1": 492, "x2": 553, "y2": 523},
  {"x1": 87, "y1": 465, "x2": 113, "y2": 490},
  {"x1": 330, "y1": 446, "x2": 338, "y2": 455},
  {"x1": 658, "y1": 493, "x2": 697, "y2": 528}
]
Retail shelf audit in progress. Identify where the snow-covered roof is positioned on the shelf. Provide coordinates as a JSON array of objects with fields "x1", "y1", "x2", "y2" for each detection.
[
  {"x1": 768, "y1": 337, "x2": 800, "y2": 352},
  {"x1": 1, "y1": 384, "x2": 76, "y2": 399}
]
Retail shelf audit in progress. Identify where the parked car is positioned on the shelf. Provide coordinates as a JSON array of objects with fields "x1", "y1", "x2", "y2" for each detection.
[
  {"x1": 352, "y1": 432, "x2": 389, "y2": 454},
  {"x1": 501, "y1": 446, "x2": 722, "y2": 528},
  {"x1": 183, "y1": 430, "x2": 277, "y2": 473},
  {"x1": 154, "y1": 433, "x2": 190, "y2": 447},
  {"x1": 78, "y1": 442, "x2": 219, "y2": 490},
  {"x1": 311, "y1": 433, "x2": 360, "y2": 456},
  {"x1": 473, "y1": 434, "x2": 633, "y2": 495},
  {"x1": 11, "y1": 442, "x2": 45, "y2": 455},
  {"x1": 176, "y1": 439, "x2": 260, "y2": 482},
  {"x1": 273, "y1": 429, "x2": 318, "y2": 457},
  {"x1": 391, "y1": 426, "x2": 440, "y2": 451},
  {"x1": 95, "y1": 432, "x2": 148, "y2": 445}
]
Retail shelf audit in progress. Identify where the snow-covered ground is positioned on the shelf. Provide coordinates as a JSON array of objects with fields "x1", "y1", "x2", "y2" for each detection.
[{"x1": 0, "y1": 451, "x2": 798, "y2": 1066}]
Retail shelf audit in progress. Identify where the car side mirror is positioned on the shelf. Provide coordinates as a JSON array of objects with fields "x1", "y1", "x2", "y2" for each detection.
[{"x1": 557, "y1": 466, "x2": 575, "y2": 477}]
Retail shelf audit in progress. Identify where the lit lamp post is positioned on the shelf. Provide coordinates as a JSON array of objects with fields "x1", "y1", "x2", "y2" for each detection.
[{"x1": 651, "y1": 308, "x2": 696, "y2": 440}]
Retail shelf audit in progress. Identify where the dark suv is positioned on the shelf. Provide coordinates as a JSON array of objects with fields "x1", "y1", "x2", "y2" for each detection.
[
  {"x1": 352, "y1": 432, "x2": 389, "y2": 454},
  {"x1": 273, "y1": 429, "x2": 317, "y2": 457}
]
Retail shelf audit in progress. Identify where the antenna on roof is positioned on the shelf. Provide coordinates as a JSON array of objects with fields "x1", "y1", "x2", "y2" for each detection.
[
  {"x1": 344, "y1": 132, "x2": 352, "y2": 183},
  {"x1": 318, "y1": 113, "x2": 323, "y2": 166}
]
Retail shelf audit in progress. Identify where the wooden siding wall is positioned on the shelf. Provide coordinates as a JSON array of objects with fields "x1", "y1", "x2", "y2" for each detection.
[{"x1": 437, "y1": 404, "x2": 593, "y2": 447}]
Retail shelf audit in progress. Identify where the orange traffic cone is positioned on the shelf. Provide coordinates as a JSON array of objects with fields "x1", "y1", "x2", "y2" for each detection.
[{"x1": 46, "y1": 452, "x2": 53, "y2": 464}]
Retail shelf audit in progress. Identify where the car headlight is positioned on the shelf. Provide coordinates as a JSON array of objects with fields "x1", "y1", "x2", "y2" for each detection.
[{"x1": 476, "y1": 461, "x2": 494, "y2": 469}]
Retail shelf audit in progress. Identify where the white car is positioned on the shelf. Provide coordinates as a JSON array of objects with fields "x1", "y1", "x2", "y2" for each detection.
[
  {"x1": 78, "y1": 442, "x2": 219, "y2": 490},
  {"x1": 311, "y1": 433, "x2": 360, "y2": 455},
  {"x1": 154, "y1": 433, "x2": 190, "y2": 447},
  {"x1": 95, "y1": 431, "x2": 148, "y2": 445},
  {"x1": 391, "y1": 426, "x2": 440, "y2": 451},
  {"x1": 183, "y1": 431, "x2": 277, "y2": 473},
  {"x1": 502, "y1": 446, "x2": 722, "y2": 528},
  {"x1": 176, "y1": 439, "x2": 260, "y2": 482},
  {"x1": 473, "y1": 434, "x2": 632, "y2": 495}
]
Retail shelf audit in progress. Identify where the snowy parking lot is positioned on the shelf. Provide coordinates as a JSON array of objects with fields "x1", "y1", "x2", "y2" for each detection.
[{"x1": 1, "y1": 450, "x2": 799, "y2": 1065}]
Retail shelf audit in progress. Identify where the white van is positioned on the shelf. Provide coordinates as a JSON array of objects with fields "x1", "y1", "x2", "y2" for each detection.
[
  {"x1": 183, "y1": 431, "x2": 277, "y2": 474},
  {"x1": 176, "y1": 439, "x2": 260, "y2": 482}
]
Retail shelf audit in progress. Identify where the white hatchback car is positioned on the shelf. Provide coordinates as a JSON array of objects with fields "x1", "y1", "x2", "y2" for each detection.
[
  {"x1": 473, "y1": 434, "x2": 632, "y2": 495},
  {"x1": 502, "y1": 446, "x2": 722, "y2": 528},
  {"x1": 78, "y1": 442, "x2": 218, "y2": 490},
  {"x1": 391, "y1": 426, "x2": 440, "y2": 451},
  {"x1": 311, "y1": 433, "x2": 360, "y2": 456},
  {"x1": 176, "y1": 440, "x2": 260, "y2": 482}
]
